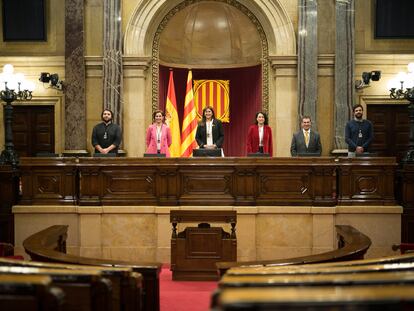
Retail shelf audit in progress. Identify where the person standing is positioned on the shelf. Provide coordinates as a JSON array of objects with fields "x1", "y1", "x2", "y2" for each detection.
[
  {"x1": 145, "y1": 110, "x2": 172, "y2": 156},
  {"x1": 345, "y1": 104, "x2": 373, "y2": 155},
  {"x1": 195, "y1": 106, "x2": 224, "y2": 149},
  {"x1": 91, "y1": 109, "x2": 122, "y2": 155},
  {"x1": 246, "y1": 111, "x2": 273, "y2": 156},
  {"x1": 290, "y1": 116, "x2": 322, "y2": 156}
]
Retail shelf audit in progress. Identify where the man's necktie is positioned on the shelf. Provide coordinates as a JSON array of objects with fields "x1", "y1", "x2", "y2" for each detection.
[{"x1": 305, "y1": 131, "x2": 309, "y2": 147}]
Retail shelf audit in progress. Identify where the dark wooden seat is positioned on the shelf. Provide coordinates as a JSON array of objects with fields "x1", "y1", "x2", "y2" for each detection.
[
  {"x1": 219, "y1": 270, "x2": 414, "y2": 288},
  {"x1": 274, "y1": 250, "x2": 414, "y2": 269},
  {"x1": 226, "y1": 261, "x2": 414, "y2": 276},
  {"x1": 214, "y1": 285, "x2": 414, "y2": 311},
  {"x1": 0, "y1": 274, "x2": 65, "y2": 311},
  {"x1": 0, "y1": 265, "x2": 112, "y2": 311},
  {"x1": 0, "y1": 257, "x2": 143, "y2": 311},
  {"x1": 216, "y1": 225, "x2": 371, "y2": 276},
  {"x1": 22, "y1": 225, "x2": 161, "y2": 311},
  {"x1": 212, "y1": 265, "x2": 414, "y2": 308}
]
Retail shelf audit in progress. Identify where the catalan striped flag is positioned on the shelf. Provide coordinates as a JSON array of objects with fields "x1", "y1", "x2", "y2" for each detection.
[
  {"x1": 165, "y1": 70, "x2": 181, "y2": 157},
  {"x1": 194, "y1": 80, "x2": 230, "y2": 122},
  {"x1": 180, "y1": 70, "x2": 198, "y2": 157}
]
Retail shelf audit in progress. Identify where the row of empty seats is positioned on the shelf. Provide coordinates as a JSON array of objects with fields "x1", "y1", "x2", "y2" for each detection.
[
  {"x1": 212, "y1": 232, "x2": 414, "y2": 310},
  {"x1": 0, "y1": 225, "x2": 161, "y2": 311}
]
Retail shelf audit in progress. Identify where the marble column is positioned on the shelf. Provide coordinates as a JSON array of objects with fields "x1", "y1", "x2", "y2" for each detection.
[
  {"x1": 103, "y1": 0, "x2": 123, "y2": 126},
  {"x1": 298, "y1": 0, "x2": 318, "y2": 130},
  {"x1": 334, "y1": 0, "x2": 355, "y2": 149},
  {"x1": 65, "y1": 0, "x2": 87, "y2": 152},
  {"x1": 123, "y1": 57, "x2": 151, "y2": 157}
]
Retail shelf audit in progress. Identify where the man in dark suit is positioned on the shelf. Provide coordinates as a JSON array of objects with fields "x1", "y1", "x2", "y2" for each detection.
[{"x1": 290, "y1": 116, "x2": 322, "y2": 156}]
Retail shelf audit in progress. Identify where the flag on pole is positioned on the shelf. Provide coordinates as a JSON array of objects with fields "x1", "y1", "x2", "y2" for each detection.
[
  {"x1": 165, "y1": 70, "x2": 181, "y2": 157},
  {"x1": 180, "y1": 70, "x2": 198, "y2": 157}
]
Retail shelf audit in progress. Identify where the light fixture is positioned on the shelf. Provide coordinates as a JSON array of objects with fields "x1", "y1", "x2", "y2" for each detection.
[
  {"x1": 355, "y1": 71, "x2": 381, "y2": 89},
  {"x1": 388, "y1": 62, "x2": 414, "y2": 163},
  {"x1": 39, "y1": 72, "x2": 64, "y2": 90},
  {"x1": 0, "y1": 64, "x2": 35, "y2": 167},
  {"x1": 388, "y1": 65, "x2": 414, "y2": 101}
]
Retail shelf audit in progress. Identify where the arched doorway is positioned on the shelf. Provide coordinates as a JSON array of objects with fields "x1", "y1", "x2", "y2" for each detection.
[
  {"x1": 155, "y1": 1, "x2": 265, "y2": 156},
  {"x1": 123, "y1": 0, "x2": 296, "y2": 157}
]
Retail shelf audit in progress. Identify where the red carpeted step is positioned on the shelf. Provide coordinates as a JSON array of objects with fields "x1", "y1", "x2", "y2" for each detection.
[{"x1": 160, "y1": 265, "x2": 218, "y2": 311}]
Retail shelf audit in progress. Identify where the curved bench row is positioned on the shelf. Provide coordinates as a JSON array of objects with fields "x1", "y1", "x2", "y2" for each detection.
[
  {"x1": 213, "y1": 235, "x2": 414, "y2": 311},
  {"x1": 21, "y1": 225, "x2": 161, "y2": 311},
  {"x1": 216, "y1": 225, "x2": 372, "y2": 276}
]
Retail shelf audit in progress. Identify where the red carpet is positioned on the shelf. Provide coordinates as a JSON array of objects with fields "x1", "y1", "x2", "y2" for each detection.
[{"x1": 160, "y1": 266, "x2": 218, "y2": 311}]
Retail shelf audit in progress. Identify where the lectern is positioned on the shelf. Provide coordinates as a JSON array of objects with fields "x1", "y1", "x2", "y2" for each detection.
[{"x1": 170, "y1": 210, "x2": 237, "y2": 281}]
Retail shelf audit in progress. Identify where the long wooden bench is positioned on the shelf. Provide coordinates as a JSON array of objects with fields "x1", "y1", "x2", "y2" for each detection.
[
  {"x1": 22, "y1": 225, "x2": 161, "y2": 311},
  {"x1": 0, "y1": 257, "x2": 143, "y2": 311},
  {"x1": 0, "y1": 274, "x2": 65, "y2": 310},
  {"x1": 212, "y1": 263, "x2": 414, "y2": 308},
  {"x1": 226, "y1": 262, "x2": 414, "y2": 276},
  {"x1": 216, "y1": 225, "x2": 372, "y2": 276},
  {"x1": 0, "y1": 266, "x2": 112, "y2": 311},
  {"x1": 213, "y1": 285, "x2": 414, "y2": 311},
  {"x1": 219, "y1": 270, "x2": 414, "y2": 288}
]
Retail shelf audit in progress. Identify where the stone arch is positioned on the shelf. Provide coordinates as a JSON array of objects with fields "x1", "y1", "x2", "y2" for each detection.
[
  {"x1": 124, "y1": 0, "x2": 295, "y2": 113},
  {"x1": 124, "y1": 0, "x2": 296, "y2": 57}
]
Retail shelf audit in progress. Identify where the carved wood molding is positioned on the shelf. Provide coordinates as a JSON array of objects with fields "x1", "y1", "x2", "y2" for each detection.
[{"x1": 18, "y1": 157, "x2": 397, "y2": 206}]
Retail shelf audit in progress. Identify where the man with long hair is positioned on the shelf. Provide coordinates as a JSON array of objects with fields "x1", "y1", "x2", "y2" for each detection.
[{"x1": 91, "y1": 109, "x2": 122, "y2": 155}]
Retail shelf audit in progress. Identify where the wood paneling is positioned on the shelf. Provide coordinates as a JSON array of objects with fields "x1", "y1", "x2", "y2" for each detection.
[
  {"x1": 170, "y1": 210, "x2": 236, "y2": 281},
  {"x1": 337, "y1": 157, "x2": 396, "y2": 205},
  {"x1": 19, "y1": 158, "x2": 77, "y2": 205},
  {"x1": 0, "y1": 165, "x2": 19, "y2": 244},
  {"x1": 368, "y1": 104, "x2": 409, "y2": 161},
  {"x1": 12, "y1": 105, "x2": 55, "y2": 157},
  {"x1": 18, "y1": 157, "x2": 397, "y2": 206},
  {"x1": 397, "y1": 164, "x2": 414, "y2": 243}
]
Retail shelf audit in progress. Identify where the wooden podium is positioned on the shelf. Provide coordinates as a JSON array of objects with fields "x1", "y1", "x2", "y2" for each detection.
[{"x1": 170, "y1": 210, "x2": 237, "y2": 281}]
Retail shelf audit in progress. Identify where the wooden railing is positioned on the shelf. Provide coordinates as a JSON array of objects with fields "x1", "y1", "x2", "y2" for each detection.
[
  {"x1": 18, "y1": 157, "x2": 397, "y2": 206},
  {"x1": 22, "y1": 225, "x2": 161, "y2": 311},
  {"x1": 216, "y1": 225, "x2": 372, "y2": 276}
]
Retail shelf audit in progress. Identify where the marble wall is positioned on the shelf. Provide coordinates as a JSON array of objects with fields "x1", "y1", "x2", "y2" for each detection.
[{"x1": 13, "y1": 205, "x2": 402, "y2": 263}]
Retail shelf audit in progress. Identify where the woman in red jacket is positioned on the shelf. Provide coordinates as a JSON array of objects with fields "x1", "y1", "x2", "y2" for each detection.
[{"x1": 246, "y1": 111, "x2": 273, "y2": 156}]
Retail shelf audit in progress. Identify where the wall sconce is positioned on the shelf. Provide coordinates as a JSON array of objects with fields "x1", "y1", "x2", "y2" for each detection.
[
  {"x1": 355, "y1": 71, "x2": 381, "y2": 89},
  {"x1": 39, "y1": 72, "x2": 64, "y2": 91},
  {"x1": 388, "y1": 62, "x2": 414, "y2": 163},
  {"x1": 0, "y1": 64, "x2": 35, "y2": 167},
  {"x1": 388, "y1": 64, "x2": 414, "y2": 100}
]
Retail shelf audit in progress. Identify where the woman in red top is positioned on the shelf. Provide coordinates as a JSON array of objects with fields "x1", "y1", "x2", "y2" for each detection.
[{"x1": 246, "y1": 111, "x2": 273, "y2": 156}]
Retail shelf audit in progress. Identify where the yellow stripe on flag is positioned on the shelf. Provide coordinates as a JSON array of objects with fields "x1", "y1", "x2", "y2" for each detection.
[
  {"x1": 165, "y1": 70, "x2": 181, "y2": 157},
  {"x1": 180, "y1": 70, "x2": 198, "y2": 157}
]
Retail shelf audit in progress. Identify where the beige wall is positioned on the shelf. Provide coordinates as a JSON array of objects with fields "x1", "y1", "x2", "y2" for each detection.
[
  {"x1": 13, "y1": 205, "x2": 402, "y2": 263},
  {"x1": 0, "y1": 0, "x2": 413, "y2": 155}
]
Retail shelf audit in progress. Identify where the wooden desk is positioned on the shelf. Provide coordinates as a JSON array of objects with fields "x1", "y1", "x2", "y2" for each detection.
[{"x1": 170, "y1": 210, "x2": 236, "y2": 281}]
